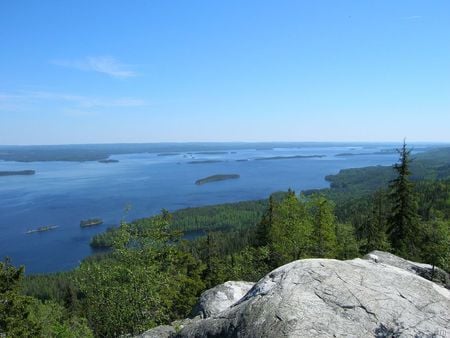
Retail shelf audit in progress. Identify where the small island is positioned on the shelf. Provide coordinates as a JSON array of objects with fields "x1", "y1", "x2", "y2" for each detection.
[
  {"x1": 195, "y1": 174, "x2": 240, "y2": 185},
  {"x1": 157, "y1": 152, "x2": 180, "y2": 156},
  {"x1": 188, "y1": 160, "x2": 224, "y2": 164},
  {"x1": 0, "y1": 170, "x2": 35, "y2": 176},
  {"x1": 192, "y1": 151, "x2": 229, "y2": 155},
  {"x1": 80, "y1": 218, "x2": 104, "y2": 228},
  {"x1": 255, "y1": 155, "x2": 325, "y2": 161},
  {"x1": 26, "y1": 225, "x2": 58, "y2": 234},
  {"x1": 98, "y1": 159, "x2": 119, "y2": 163}
]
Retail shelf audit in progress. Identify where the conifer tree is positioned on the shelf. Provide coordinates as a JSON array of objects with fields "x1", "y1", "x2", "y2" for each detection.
[
  {"x1": 255, "y1": 195, "x2": 276, "y2": 247},
  {"x1": 269, "y1": 191, "x2": 312, "y2": 265},
  {"x1": 387, "y1": 141, "x2": 419, "y2": 258},
  {"x1": 361, "y1": 190, "x2": 390, "y2": 253},
  {"x1": 421, "y1": 220, "x2": 450, "y2": 279},
  {"x1": 308, "y1": 195, "x2": 337, "y2": 258}
]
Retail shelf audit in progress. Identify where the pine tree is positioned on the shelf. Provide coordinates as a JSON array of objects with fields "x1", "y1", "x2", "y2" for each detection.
[{"x1": 387, "y1": 141, "x2": 419, "y2": 258}]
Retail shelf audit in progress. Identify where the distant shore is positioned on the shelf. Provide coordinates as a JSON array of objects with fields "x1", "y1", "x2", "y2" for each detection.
[
  {"x1": 0, "y1": 142, "x2": 426, "y2": 162},
  {"x1": 254, "y1": 155, "x2": 325, "y2": 161}
]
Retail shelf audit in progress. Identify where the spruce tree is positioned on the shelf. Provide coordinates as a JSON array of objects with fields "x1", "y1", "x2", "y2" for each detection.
[
  {"x1": 255, "y1": 195, "x2": 276, "y2": 247},
  {"x1": 308, "y1": 195, "x2": 337, "y2": 258},
  {"x1": 387, "y1": 141, "x2": 419, "y2": 258}
]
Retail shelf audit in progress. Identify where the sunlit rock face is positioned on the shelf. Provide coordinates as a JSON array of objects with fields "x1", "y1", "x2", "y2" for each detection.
[
  {"x1": 191, "y1": 281, "x2": 255, "y2": 319},
  {"x1": 139, "y1": 253, "x2": 450, "y2": 338},
  {"x1": 364, "y1": 250, "x2": 449, "y2": 288}
]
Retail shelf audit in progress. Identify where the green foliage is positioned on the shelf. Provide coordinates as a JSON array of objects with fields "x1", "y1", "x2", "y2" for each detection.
[
  {"x1": 335, "y1": 223, "x2": 360, "y2": 260},
  {"x1": 0, "y1": 258, "x2": 92, "y2": 337},
  {"x1": 420, "y1": 220, "x2": 450, "y2": 274},
  {"x1": 269, "y1": 191, "x2": 312, "y2": 265},
  {"x1": 22, "y1": 271, "x2": 77, "y2": 305},
  {"x1": 310, "y1": 147, "x2": 450, "y2": 200},
  {"x1": 359, "y1": 190, "x2": 390, "y2": 254},
  {"x1": 387, "y1": 142, "x2": 420, "y2": 258},
  {"x1": 415, "y1": 179, "x2": 450, "y2": 221},
  {"x1": 308, "y1": 195, "x2": 338, "y2": 258},
  {"x1": 325, "y1": 165, "x2": 395, "y2": 196},
  {"x1": 27, "y1": 300, "x2": 93, "y2": 338},
  {"x1": 255, "y1": 196, "x2": 275, "y2": 247},
  {"x1": 75, "y1": 213, "x2": 205, "y2": 337},
  {"x1": 91, "y1": 199, "x2": 268, "y2": 248},
  {"x1": 0, "y1": 259, "x2": 40, "y2": 337}
]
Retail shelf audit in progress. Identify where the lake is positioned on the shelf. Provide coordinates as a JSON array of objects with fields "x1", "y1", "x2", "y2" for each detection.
[{"x1": 0, "y1": 143, "x2": 407, "y2": 273}]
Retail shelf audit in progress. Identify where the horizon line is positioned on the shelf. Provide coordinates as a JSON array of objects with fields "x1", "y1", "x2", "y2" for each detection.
[{"x1": 1, "y1": 140, "x2": 450, "y2": 147}]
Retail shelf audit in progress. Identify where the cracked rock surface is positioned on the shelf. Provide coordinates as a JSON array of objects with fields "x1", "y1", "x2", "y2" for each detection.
[
  {"x1": 139, "y1": 254, "x2": 450, "y2": 338},
  {"x1": 364, "y1": 250, "x2": 450, "y2": 288}
]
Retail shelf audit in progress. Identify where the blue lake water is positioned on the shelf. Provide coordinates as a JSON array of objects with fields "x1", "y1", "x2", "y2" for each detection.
[{"x1": 0, "y1": 144, "x2": 403, "y2": 273}]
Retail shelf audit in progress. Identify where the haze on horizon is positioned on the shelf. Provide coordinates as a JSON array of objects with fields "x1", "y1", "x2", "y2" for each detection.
[{"x1": 1, "y1": 1, "x2": 449, "y2": 145}]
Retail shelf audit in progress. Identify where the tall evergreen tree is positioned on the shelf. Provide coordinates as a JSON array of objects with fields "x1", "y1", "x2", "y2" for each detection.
[
  {"x1": 387, "y1": 141, "x2": 419, "y2": 258},
  {"x1": 308, "y1": 195, "x2": 337, "y2": 258},
  {"x1": 255, "y1": 195, "x2": 276, "y2": 247}
]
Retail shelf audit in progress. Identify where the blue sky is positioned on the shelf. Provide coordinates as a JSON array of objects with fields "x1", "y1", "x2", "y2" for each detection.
[{"x1": 0, "y1": 1, "x2": 449, "y2": 145}]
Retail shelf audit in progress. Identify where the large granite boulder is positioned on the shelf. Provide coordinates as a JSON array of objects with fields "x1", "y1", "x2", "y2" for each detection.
[
  {"x1": 178, "y1": 257, "x2": 449, "y2": 337},
  {"x1": 138, "y1": 253, "x2": 450, "y2": 337},
  {"x1": 191, "y1": 281, "x2": 255, "y2": 319}
]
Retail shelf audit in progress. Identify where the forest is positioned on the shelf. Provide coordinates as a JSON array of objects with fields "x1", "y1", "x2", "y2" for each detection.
[{"x1": 1, "y1": 143, "x2": 449, "y2": 337}]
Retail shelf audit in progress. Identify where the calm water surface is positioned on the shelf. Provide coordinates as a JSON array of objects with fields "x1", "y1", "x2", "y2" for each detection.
[{"x1": 0, "y1": 144, "x2": 401, "y2": 273}]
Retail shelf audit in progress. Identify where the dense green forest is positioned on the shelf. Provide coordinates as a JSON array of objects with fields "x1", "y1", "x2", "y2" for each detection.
[
  {"x1": 90, "y1": 199, "x2": 269, "y2": 248},
  {"x1": 2, "y1": 144, "x2": 449, "y2": 337}
]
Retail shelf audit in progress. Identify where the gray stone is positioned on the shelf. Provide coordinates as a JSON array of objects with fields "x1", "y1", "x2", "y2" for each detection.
[
  {"x1": 364, "y1": 250, "x2": 450, "y2": 288},
  {"x1": 137, "y1": 325, "x2": 175, "y2": 338},
  {"x1": 176, "y1": 256, "x2": 450, "y2": 337},
  {"x1": 191, "y1": 281, "x2": 254, "y2": 319}
]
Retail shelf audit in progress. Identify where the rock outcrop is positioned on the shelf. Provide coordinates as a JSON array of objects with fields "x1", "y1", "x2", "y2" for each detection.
[
  {"x1": 364, "y1": 250, "x2": 449, "y2": 288},
  {"x1": 191, "y1": 281, "x2": 254, "y2": 319},
  {"x1": 138, "y1": 252, "x2": 450, "y2": 338}
]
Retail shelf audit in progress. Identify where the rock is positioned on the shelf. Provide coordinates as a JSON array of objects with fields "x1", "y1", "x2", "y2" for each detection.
[
  {"x1": 191, "y1": 281, "x2": 254, "y2": 319},
  {"x1": 137, "y1": 325, "x2": 175, "y2": 338},
  {"x1": 135, "y1": 319, "x2": 200, "y2": 338},
  {"x1": 364, "y1": 250, "x2": 450, "y2": 288},
  {"x1": 365, "y1": 253, "x2": 379, "y2": 263},
  {"x1": 176, "y1": 256, "x2": 450, "y2": 337}
]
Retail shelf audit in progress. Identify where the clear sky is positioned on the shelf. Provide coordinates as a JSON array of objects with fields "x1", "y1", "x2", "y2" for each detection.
[{"x1": 1, "y1": 0, "x2": 449, "y2": 145}]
